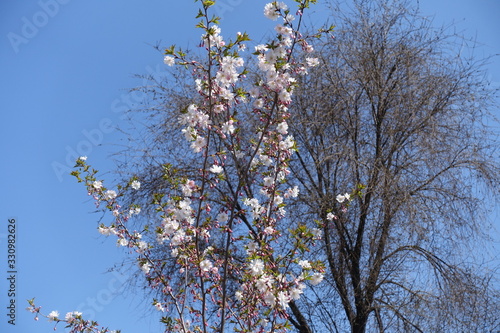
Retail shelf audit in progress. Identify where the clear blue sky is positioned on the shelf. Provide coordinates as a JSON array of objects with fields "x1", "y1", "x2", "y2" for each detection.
[{"x1": 1, "y1": 1, "x2": 499, "y2": 332}]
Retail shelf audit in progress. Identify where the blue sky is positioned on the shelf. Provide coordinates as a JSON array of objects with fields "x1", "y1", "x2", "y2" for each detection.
[{"x1": 1, "y1": 1, "x2": 499, "y2": 332}]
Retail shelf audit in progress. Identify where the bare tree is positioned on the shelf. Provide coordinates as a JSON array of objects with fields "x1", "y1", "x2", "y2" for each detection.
[{"x1": 288, "y1": 0, "x2": 500, "y2": 332}]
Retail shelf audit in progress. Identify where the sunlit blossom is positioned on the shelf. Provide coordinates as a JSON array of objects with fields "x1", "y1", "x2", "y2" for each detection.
[
  {"x1": 131, "y1": 180, "x2": 140, "y2": 190},
  {"x1": 277, "y1": 291, "x2": 290, "y2": 308},
  {"x1": 129, "y1": 207, "x2": 141, "y2": 216},
  {"x1": 154, "y1": 302, "x2": 165, "y2": 312},
  {"x1": 275, "y1": 24, "x2": 293, "y2": 36},
  {"x1": 255, "y1": 44, "x2": 268, "y2": 52},
  {"x1": 137, "y1": 241, "x2": 148, "y2": 253},
  {"x1": 221, "y1": 120, "x2": 235, "y2": 134},
  {"x1": 277, "y1": 121, "x2": 288, "y2": 135},
  {"x1": 162, "y1": 218, "x2": 180, "y2": 237},
  {"x1": 246, "y1": 241, "x2": 258, "y2": 254},
  {"x1": 200, "y1": 259, "x2": 213, "y2": 272},
  {"x1": 104, "y1": 190, "x2": 117, "y2": 200},
  {"x1": 284, "y1": 186, "x2": 299, "y2": 198},
  {"x1": 326, "y1": 212, "x2": 337, "y2": 220},
  {"x1": 290, "y1": 286, "x2": 304, "y2": 300},
  {"x1": 263, "y1": 291, "x2": 276, "y2": 306},
  {"x1": 336, "y1": 193, "x2": 351, "y2": 203},
  {"x1": 263, "y1": 3, "x2": 279, "y2": 20},
  {"x1": 98, "y1": 225, "x2": 115, "y2": 236},
  {"x1": 304, "y1": 43, "x2": 314, "y2": 53},
  {"x1": 264, "y1": 226, "x2": 274, "y2": 235},
  {"x1": 311, "y1": 272, "x2": 324, "y2": 285},
  {"x1": 306, "y1": 57, "x2": 320, "y2": 67},
  {"x1": 249, "y1": 259, "x2": 264, "y2": 276},
  {"x1": 64, "y1": 311, "x2": 81, "y2": 323},
  {"x1": 140, "y1": 261, "x2": 152, "y2": 274},
  {"x1": 213, "y1": 104, "x2": 225, "y2": 113},
  {"x1": 163, "y1": 55, "x2": 175, "y2": 66},
  {"x1": 209, "y1": 165, "x2": 223, "y2": 174},
  {"x1": 191, "y1": 136, "x2": 207, "y2": 153},
  {"x1": 47, "y1": 310, "x2": 59, "y2": 322},
  {"x1": 298, "y1": 260, "x2": 311, "y2": 269},
  {"x1": 311, "y1": 228, "x2": 322, "y2": 239}
]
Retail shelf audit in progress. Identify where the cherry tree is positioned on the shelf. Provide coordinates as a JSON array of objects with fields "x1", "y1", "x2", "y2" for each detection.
[{"x1": 28, "y1": 1, "x2": 335, "y2": 332}]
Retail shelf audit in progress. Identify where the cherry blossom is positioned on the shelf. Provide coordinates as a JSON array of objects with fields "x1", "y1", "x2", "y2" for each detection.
[
  {"x1": 131, "y1": 180, "x2": 140, "y2": 190},
  {"x1": 47, "y1": 310, "x2": 59, "y2": 322},
  {"x1": 336, "y1": 192, "x2": 351, "y2": 203},
  {"x1": 163, "y1": 55, "x2": 175, "y2": 66}
]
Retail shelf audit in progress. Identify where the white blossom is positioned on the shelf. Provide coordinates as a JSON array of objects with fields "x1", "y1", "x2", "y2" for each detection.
[
  {"x1": 104, "y1": 190, "x2": 117, "y2": 200},
  {"x1": 140, "y1": 261, "x2": 152, "y2": 274},
  {"x1": 311, "y1": 227, "x2": 322, "y2": 239},
  {"x1": 64, "y1": 311, "x2": 82, "y2": 323},
  {"x1": 264, "y1": 3, "x2": 280, "y2": 20},
  {"x1": 131, "y1": 180, "x2": 141, "y2": 190},
  {"x1": 221, "y1": 120, "x2": 235, "y2": 134},
  {"x1": 154, "y1": 302, "x2": 165, "y2": 312},
  {"x1": 277, "y1": 291, "x2": 290, "y2": 308},
  {"x1": 290, "y1": 285, "x2": 305, "y2": 300},
  {"x1": 191, "y1": 136, "x2": 207, "y2": 153},
  {"x1": 209, "y1": 165, "x2": 223, "y2": 174},
  {"x1": 47, "y1": 310, "x2": 59, "y2": 322},
  {"x1": 277, "y1": 121, "x2": 288, "y2": 135},
  {"x1": 263, "y1": 291, "x2": 276, "y2": 306},
  {"x1": 163, "y1": 56, "x2": 175, "y2": 66},
  {"x1": 137, "y1": 241, "x2": 148, "y2": 253},
  {"x1": 298, "y1": 260, "x2": 311, "y2": 269},
  {"x1": 200, "y1": 259, "x2": 213, "y2": 272},
  {"x1": 249, "y1": 259, "x2": 264, "y2": 276},
  {"x1": 264, "y1": 226, "x2": 274, "y2": 235},
  {"x1": 284, "y1": 186, "x2": 299, "y2": 198},
  {"x1": 336, "y1": 193, "x2": 351, "y2": 203},
  {"x1": 326, "y1": 212, "x2": 337, "y2": 220},
  {"x1": 98, "y1": 225, "x2": 115, "y2": 236},
  {"x1": 217, "y1": 212, "x2": 229, "y2": 223},
  {"x1": 117, "y1": 238, "x2": 128, "y2": 247},
  {"x1": 306, "y1": 57, "x2": 320, "y2": 67},
  {"x1": 311, "y1": 272, "x2": 324, "y2": 286},
  {"x1": 246, "y1": 241, "x2": 258, "y2": 254}
]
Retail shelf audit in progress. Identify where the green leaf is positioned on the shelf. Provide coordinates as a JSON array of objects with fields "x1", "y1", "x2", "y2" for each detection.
[
  {"x1": 164, "y1": 45, "x2": 176, "y2": 55},
  {"x1": 195, "y1": 20, "x2": 206, "y2": 30},
  {"x1": 210, "y1": 14, "x2": 220, "y2": 25},
  {"x1": 195, "y1": 8, "x2": 204, "y2": 18},
  {"x1": 202, "y1": 0, "x2": 215, "y2": 7}
]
